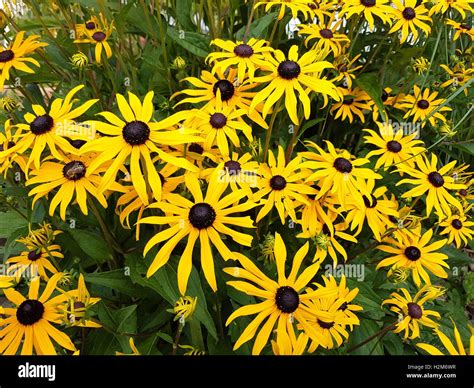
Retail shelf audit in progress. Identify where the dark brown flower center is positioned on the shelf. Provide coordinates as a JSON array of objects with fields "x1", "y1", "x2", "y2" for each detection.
[
  {"x1": 361, "y1": 0, "x2": 376, "y2": 7},
  {"x1": 209, "y1": 113, "x2": 227, "y2": 129},
  {"x1": 63, "y1": 161, "x2": 87, "y2": 181},
  {"x1": 405, "y1": 246, "x2": 421, "y2": 261},
  {"x1": 224, "y1": 160, "x2": 241, "y2": 175},
  {"x1": 213, "y1": 80, "x2": 235, "y2": 101},
  {"x1": 381, "y1": 90, "x2": 389, "y2": 102},
  {"x1": 275, "y1": 286, "x2": 299, "y2": 313},
  {"x1": 339, "y1": 302, "x2": 348, "y2": 311},
  {"x1": 428, "y1": 171, "x2": 444, "y2": 188},
  {"x1": 451, "y1": 219, "x2": 462, "y2": 230},
  {"x1": 417, "y1": 99, "x2": 430, "y2": 109},
  {"x1": 333, "y1": 157, "x2": 353, "y2": 173},
  {"x1": 339, "y1": 64, "x2": 348, "y2": 73},
  {"x1": 387, "y1": 140, "x2": 402, "y2": 153},
  {"x1": 92, "y1": 31, "x2": 106, "y2": 42},
  {"x1": 122, "y1": 121, "x2": 150, "y2": 145},
  {"x1": 30, "y1": 114, "x2": 54, "y2": 135},
  {"x1": 343, "y1": 97, "x2": 354, "y2": 105},
  {"x1": 363, "y1": 194, "x2": 378, "y2": 208},
  {"x1": 68, "y1": 139, "x2": 87, "y2": 149},
  {"x1": 407, "y1": 302, "x2": 422, "y2": 319},
  {"x1": 270, "y1": 175, "x2": 287, "y2": 190},
  {"x1": 16, "y1": 299, "x2": 45, "y2": 325},
  {"x1": 233, "y1": 44, "x2": 254, "y2": 58},
  {"x1": 459, "y1": 189, "x2": 467, "y2": 197},
  {"x1": 188, "y1": 143, "x2": 204, "y2": 154},
  {"x1": 320, "y1": 28, "x2": 334, "y2": 39},
  {"x1": 277, "y1": 60, "x2": 301, "y2": 80},
  {"x1": 74, "y1": 301, "x2": 86, "y2": 310},
  {"x1": 85, "y1": 21, "x2": 96, "y2": 30},
  {"x1": 317, "y1": 319, "x2": 335, "y2": 329},
  {"x1": 188, "y1": 203, "x2": 216, "y2": 229},
  {"x1": 0, "y1": 49, "x2": 14, "y2": 63},
  {"x1": 460, "y1": 24, "x2": 470, "y2": 30},
  {"x1": 402, "y1": 7, "x2": 416, "y2": 20},
  {"x1": 27, "y1": 250, "x2": 42, "y2": 261}
]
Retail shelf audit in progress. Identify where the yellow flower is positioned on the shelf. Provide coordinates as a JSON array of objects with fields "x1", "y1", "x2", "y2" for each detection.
[
  {"x1": 0, "y1": 31, "x2": 47, "y2": 89},
  {"x1": 173, "y1": 296, "x2": 197, "y2": 322},
  {"x1": 17, "y1": 222, "x2": 61, "y2": 250},
  {"x1": 70, "y1": 52, "x2": 89, "y2": 68},
  {"x1": 329, "y1": 87, "x2": 373, "y2": 123},
  {"x1": 250, "y1": 45, "x2": 341, "y2": 125},
  {"x1": 254, "y1": 0, "x2": 314, "y2": 20},
  {"x1": 271, "y1": 332, "x2": 308, "y2": 355},
  {"x1": 383, "y1": 285, "x2": 441, "y2": 339},
  {"x1": 446, "y1": 19, "x2": 474, "y2": 41},
  {"x1": 389, "y1": 0, "x2": 432, "y2": 44},
  {"x1": 0, "y1": 273, "x2": 77, "y2": 355},
  {"x1": 74, "y1": 15, "x2": 114, "y2": 63},
  {"x1": 332, "y1": 54, "x2": 363, "y2": 89},
  {"x1": 340, "y1": 0, "x2": 394, "y2": 29},
  {"x1": 429, "y1": 0, "x2": 473, "y2": 18},
  {"x1": 377, "y1": 229, "x2": 449, "y2": 287},
  {"x1": 417, "y1": 323, "x2": 474, "y2": 355},
  {"x1": 412, "y1": 57, "x2": 430, "y2": 75},
  {"x1": 0, "y1": 119, "x2": 27, "y2": 175},
  {"x1": 224, "y1": 233, "x2": 338, "y2": 355},
  {"x1": 439, "y1": 213, "x2": 474, "y2": 248},
  {"x1": 440, "y1": 63, "x2": 473, "y2": 95}
]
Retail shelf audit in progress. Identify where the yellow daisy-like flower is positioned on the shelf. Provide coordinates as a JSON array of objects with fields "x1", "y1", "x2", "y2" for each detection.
[
  {"x1": 398, "y1": 85, "x2": 452, "y2": 127},
  {"x1": 0, "y1": 31, "x2": 47, "y2": 89},
  {"x1": 382, "y1": 286, "x2": 441, "y2": 339},
  {"x1": 187, "y1": 96, "x2": 252, "y2": 156},
  {"x1": 26, "y1": 153, "x2": 123, "y2": 221},
  {"x1": 332, "y1": 54, "x2": 363, "y2": 89},
  {"x1": 298, "y1": 18, "x2": 350, "y2": 57},
  {"x1": 412, "y1": 57, "x2": 430, "y2": 75},
  {"x1": 17, "y1": 222, "x2": 61, "y2": 251},
  {"x1": 302, "y1": 140, "x2": 382, "y2": 209},
  {"x1": 255, "y1": 0, "x2": 314, "y2": 20},
  {"x1": 0, "y1": 119, "x2": 27, "y2": 175},
  {"x1": 363, "y1": 122, "x2": 425, "y2": 170},
  {"x1": 329, "y1": 87, "x2": 373, "y2": 123},
  {"x1": 224, "y1": 233, "x2": 338, "y2": 355},
  {"x1": 340, "y1": 0, "x2": 394, "y2": 29},
  {"x1": 139, "y1": 172, "x2": 255, "y2": 294},
  {"x1": 446, "y1": 19, "x2": 474, "y2": 41},
  {"x1": 173, "y1": 296, "x2": 197, "y2": 322},
  {"x1": 440, "y1": 63, "x2": 473, "y2": 95},
  {"x1": 0, "y1": 276, "x2": 17, "y2": 289},
  {"x1": 62, "y1": 274, "x2": 101, "y2": 328},
  {"x1": 173, "y1": 68, "x2": 268, "y2": 128},
  {"x1": 417, "y1": 323, "x2": 474, "y2": 355},
  {"x1": 74, "y1": 16, "x2": 114, "y2": 63},
  {"x1": 376, "y1": 229, "x2": 449, "y2": 286},
  {"x1": 206, "y1": 38, "x2": 273, "y2": 82},
  {"x1": 439, "y1": 213, "x2": 474, "y2": 248},
  {"x1": 250, "y1": 45, "x2": 341, "y2": 125},
  {"x1": 345, "y1": 180, "x2": 399, "y2": 241},
  {"x1": 271, "y1": 332, "x2": 309, "y2": 355},
  {"x1": 429, "y1": 0, "x2": 473, "y2": 18},
  {"x1": 75, "y1": 15, "x2": 101, "y2": 39},
  {"x1": 254, "y1": 145, "x2": 314, "y2": 224},
  {"x1": 6, "y1": 244, "x2": 62, "y2": 281},
  {"x1": 389, "y1": 0, "x2": 432, "y2": 44},
  {"x1": 397, "y1": 153, "x2": 466, "y2": 217},
  {"x1": 81, "y1": 91, "x2": 201, "y2": 204},
  {"x1": 0, "y1": 273, "x2": 76, "y2": 355},
  {"x1": 0, "y1": 85, "x2": 97, "y2": 170}
]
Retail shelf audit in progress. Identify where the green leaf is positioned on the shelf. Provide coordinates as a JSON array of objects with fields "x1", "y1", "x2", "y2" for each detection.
[
  {"x1": 167, "y1": 28, "x2": 210, "y2": 58},
  {"x1": 84, "y1": 270, "x2": 148, "y2": 298},
  {"x1": 347, "y1": 319, "x2": 384, "y2": 355},
  {"x1": 176, "y1": 0, "x2": 195, "y2": 31},
  {"x1": 355, "y1": 73, "x2": 385, "y2": 121},
  {"x1": 235, "y1": 12, "x2": 277, "y2": 40},
  {"x1": 68, "y1": 229, "x2": 113, "y2": 264},
  {"x1": 440, "y1": 245, "x2": 472, "y2": 267},
  {"x1": 0, "y1": 211, "x2": 28, "y2": 239}
]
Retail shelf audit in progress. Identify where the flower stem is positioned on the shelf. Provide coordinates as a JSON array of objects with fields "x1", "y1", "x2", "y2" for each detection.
[{"x1": 347, "y1": 324, "x2": 396, "y2": 353}]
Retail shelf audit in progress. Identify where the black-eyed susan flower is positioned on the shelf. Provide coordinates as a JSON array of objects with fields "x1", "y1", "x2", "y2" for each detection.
[
  {"x1": 298, "y1": 17, "x2": 350, "y2": 57},
  {"x1": 417, "y1": 323, "x2": 474, "y2": 355},
  {"x1": 250, "y1": 45, "x2": 341, "y2": 125},
  {"x1": 440, "y1": 63, "x2": 473, "y2": 95},
  {"x1": 446, "y1": 19, "x2": 474, "y2": 41},
  {"x1": 397, "y1": 153, "x2": 466, "y2": 217},
  {"x1": 0, "y1": 273, "x2": 76, "y2": 355},
  {"x1": 6, "y1": 243, "x2": 62, "y2": 281},
  {"x1": 0, "y1": 119, "x2": 27, "y2": 175},
  {"x1": 0, "y1": 31, "x2": 47, "y2": 89},
  {"x1": 173, "y1": 68, "x2": 268, "y2": 128},
  {"x1": 206, "y1": 38, "x2": 273, "y2": 82},
  {"x1": 439, "y1": 213, "x2": 474, "y2": 248},
  {"x1": 0, "y1": 85, "x2": 97, "y2": 170},
  {"x1": 26, "y1": 153, "x2": 123, "y2": 221},
  {"x1": 74, "y1": 15, "x2": 114, "y2": 63},
  {"x1": 364, "y1": 122, "x2": 425, "y2": 170},
  {"x1": 254, "y1": 145, "x2": 314, "y2": 224},
  {"x1": 0, "y1": 95, "x2": 18, "y2": 112},
  {"x1": 340, "y1": 0, "x2": 394, "y2": 29},
  {"x1": 271, "y1": 332, "x2": 308, "y2": 355},
  {"x1": 224, "y1": 233, "x2": 338, "y2": 355},
  {"x1": 429, "y1": 0, "x2": 473, "y2": 18},
  {"x1": 17, "y1": 222, "x2": 61, "y2": 250},
  {"x1": 345, "y1": 180, "x2": 399, "y2": 241},
  {"x1": 412, "y1": 57, "x2": 430, "y2": 75},
  {"x1": 70, "y1": 52, "x2": 89, "y2": 68},
  {"x1": 81, "y1": 91, "x2": 201, "y2": 204},
  {"x1": 389, "y1": 0, "x2": 432, "y2": 44},
  {"x1": 255, "y1": 0, "x2": 314, "y2": 20},
  {"x1": 382, "y1": 285, "x2": 442, "y2": 339},
  {"x1": 75, "y1": 15, "x2": 101, "y2": 39},
  {"x1": 399, "y1": 85, "x2": 451, "y2": 127},
  {"x1": 139, "y1": 172, "x2": 255, "y2": 294},
  {"x1": 62, "y1": 274, "x2": 101, "y2": 328},
  {"x1": 329, "y1": 87, "x2": 373, "y2": 123},
  {"x1": 187, "y1": 96, "x2": 253, "y2": 156},
  {"x1": 377, "y1": 229, "x2": 449, "y2": 286},
  {"x1": 332, "y1": 54, "x2": 362, "y2": 89},
  {"x1": 302, "y1": 140, "x2": 382, "y2": 209},
  {"x1": 172, "y1": 296, "x2": 197, "y2": 322}
]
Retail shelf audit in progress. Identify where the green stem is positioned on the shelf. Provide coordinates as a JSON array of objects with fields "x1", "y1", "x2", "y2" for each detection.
[
  {"x1": 347, "y1": 324, "x2": 396, "y2": 354},
  {"x1": 262, "y1": 100, "x2": 281, "y2": 162},
  {"x1": 172, "y1": 322, "x2": 184, "y2": 355}
]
